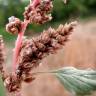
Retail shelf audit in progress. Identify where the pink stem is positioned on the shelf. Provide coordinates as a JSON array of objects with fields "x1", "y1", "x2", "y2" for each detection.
[
  {"x1": 12, "y1": 0, "x2": 41, "y2": 72},
  {"x1": 13, "y1": 21, "x2": 28, "y2": 71}
]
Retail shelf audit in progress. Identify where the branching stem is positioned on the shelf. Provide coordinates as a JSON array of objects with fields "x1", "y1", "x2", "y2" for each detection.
[
  {"x1": 12, "y1": 0, "x2": 41, "y2": 72},
  {"x1": 12, "y1": 21, "x2": 29, "y2": 72}
]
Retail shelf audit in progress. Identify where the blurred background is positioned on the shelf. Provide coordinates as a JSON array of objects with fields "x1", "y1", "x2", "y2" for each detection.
[{"x1": 0, "y1": 0, "x2": 96, "y2": 96}]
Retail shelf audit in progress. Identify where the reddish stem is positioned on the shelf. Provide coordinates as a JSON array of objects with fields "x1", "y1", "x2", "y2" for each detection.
[
  {"x1": 12, "y1": 0, "x2": 41, "y2": 72},
  {"x1": 13, "y1": 21, "x2": 28, "y2": 71}
]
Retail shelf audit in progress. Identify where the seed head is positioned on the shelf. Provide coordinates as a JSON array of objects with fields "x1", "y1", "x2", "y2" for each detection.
[
  {"x1": 16, "y1": 21, "x2": 77, "y2": 81},
  {"x1": 24, "y1": 0, "x2": 53, "y2": 24},
  {"x1": 6, "y1": 16, "x2": 22, "y2": 34}
]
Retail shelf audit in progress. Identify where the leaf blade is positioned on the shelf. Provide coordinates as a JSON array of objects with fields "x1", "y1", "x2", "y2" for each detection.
[{"x1": 54, "y1": 67, "x2": 96, "y2": 96}]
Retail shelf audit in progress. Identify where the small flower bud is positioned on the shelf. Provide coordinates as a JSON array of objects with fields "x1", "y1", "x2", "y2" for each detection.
[{"x1": 6, "y1": 16, "x2": 22, "y2": 34}]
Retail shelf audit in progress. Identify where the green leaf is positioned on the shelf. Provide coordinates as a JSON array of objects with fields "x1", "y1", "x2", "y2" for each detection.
[
  {"x1": 0, "y1": 76, "x2": 6, "y2": 96},
  {"x1": 53, "y1": 67, "x2": 96, "y2": 96}
]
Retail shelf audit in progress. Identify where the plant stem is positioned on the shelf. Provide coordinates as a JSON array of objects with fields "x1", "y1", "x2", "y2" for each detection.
[
  {"x1": 31, "y1": 69, "x2": 60, "y2": 76},
  {"x1": 12, "y1": 0, "x2": 41, "y2": 72},
  {"x1": 13, "y1": 21, "x2": 29, "y2": 72}
]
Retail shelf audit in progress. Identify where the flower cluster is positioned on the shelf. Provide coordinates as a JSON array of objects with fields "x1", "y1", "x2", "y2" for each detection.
[
  {"x1": 16, "y1": 21, "x2": 77, "y2": 83},
  {"x1": 24, "y1": 0, "x2": 53, "y2": 24},
  {"x1": 4, "y1": 74, "x2": 21, "y2": 92},
  {"x1": 6, "y1": 16, "x2": 22, "y2": 34}
]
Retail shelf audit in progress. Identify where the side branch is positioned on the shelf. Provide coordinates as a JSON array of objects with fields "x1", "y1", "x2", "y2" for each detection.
[{"x1": 17, "y1": 21, "x2": 77, "y2": 82}]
